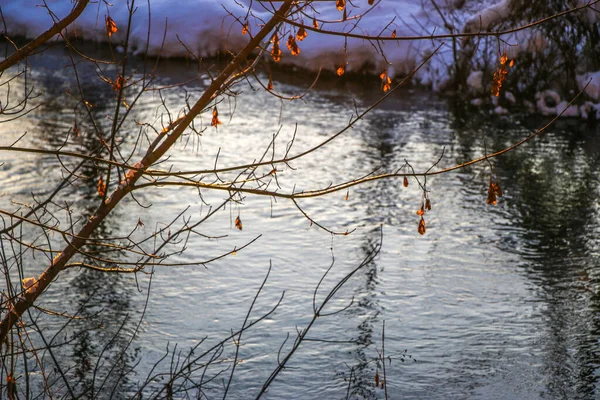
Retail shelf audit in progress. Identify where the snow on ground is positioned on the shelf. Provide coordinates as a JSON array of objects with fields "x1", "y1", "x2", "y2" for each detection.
[{"x1": 0, "y1": 0, "x2": 598, "y2": 118}]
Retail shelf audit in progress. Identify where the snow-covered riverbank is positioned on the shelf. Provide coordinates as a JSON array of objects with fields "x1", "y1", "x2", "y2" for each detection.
[{"x1": 1, "y1": 0, "x2": 599, "y2": 118}]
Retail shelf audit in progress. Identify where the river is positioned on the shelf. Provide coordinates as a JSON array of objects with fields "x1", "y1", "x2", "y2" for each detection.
[{"x1": 0, "y1": 43, "x2": 599, "y2": 399}]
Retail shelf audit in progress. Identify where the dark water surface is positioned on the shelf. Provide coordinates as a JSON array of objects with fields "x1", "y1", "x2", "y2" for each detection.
[{"x1": 1, "y1": 44, "x2": 599, "y2": 399}]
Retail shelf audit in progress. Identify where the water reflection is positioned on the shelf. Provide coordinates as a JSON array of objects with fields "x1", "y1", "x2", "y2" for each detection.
[
  {"x1": 0, "y1": 45, "x2": 142, "y2": 397},
  {"x1": 451, "y1": 114, "x2": 600, "y2": 398}
]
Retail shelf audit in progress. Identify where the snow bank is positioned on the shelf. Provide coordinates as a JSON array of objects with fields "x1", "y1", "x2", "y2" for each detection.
[
  {"x1": 0, "y1": 0, "x2": 465, "y2": 84},
  {"x1": 1, "y1": 0, "x2": 599, "y2": 118}
]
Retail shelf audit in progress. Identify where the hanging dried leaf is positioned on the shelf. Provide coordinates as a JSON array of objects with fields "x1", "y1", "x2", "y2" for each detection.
[
  {"x1": 345, "y1": 190, "x2": 349, "y2": 201},
  {"x1": 491, "y1": 53, "x2": 513, "y2": 96},
  {"x1": 235, "y1": 216, "x2": 243, "y2": 230},
  {"x1": 494, "y1": 182, "x2": 502, "y2": 197},
  {"x1": 112, "y1": 74, "x2": 125, "y2": 91},
  {"x1": 312, "y1": 17, "x2": 319, "y2": 29},
  {"x1": 242, "y1": 22, "x2": 249, "y2": 35},
  {"x1": 336, "y1": 0, "x2": 346, "y2": 11},
  {"x1": 486, "y1": 177, "x2": 502, "y2": 205},
  {"x1": 418, "y1": 217, "x2": 426, "y2": 235},
  {"x1": 375, "y1": 370, "x2": 380, "y2": 387},
  {"x1": 286, "y1": 35, "x2": 300, "y2": 56},
  {"x1": 368, "y1": 0, "x2": 375, "y2": 4},
  {"x1": 384, "y1": 76, "x2": 392, "y2": 92},
  {"x1": 97, "y1": 177, "x2": 106, "y2": 197},
  {"x1": 296, "y1": 26, "x2": 307, "y2": 41},
  {"x1": 211, "y1": 106, "x2": 222, "y2": 127},
  {"x1": 137, "y1": 218, "x2": 144, "y2": 227},
  {"x1": 487, "y1": 183, "x2": 497, "y2": 205},
  {"x1": 73, "y1": 120, "x2": 79, "y2": 137},
  {"x1": 336, "y1": 64, "x2": 345, "y2": 76},
  {"x1": 425, "y1": 198, "x2": 432, "y2": 211},
  {"x1": 106, "y1": 16, "x2": 118, "y2": 37},
  {"x1": 391, "y1": 29, "x2": 397, "y2": 38},
  {"x1": 416, "y1": 205, "x2": 424, "y2": 216},
  {"x1": 271, "y1": 33, "x2": 282, "y2": 62},
  {"x1": 509, "y1": 59, "x2": 515, "y2": 68},
  {"x1": 267, "y1": 76, "x2": 273, "y2": 90},
  {"x1": 380, "y1": 71, "x2": 392, "y2": 92},
  {"x1": 403, "y1": 176, "x2": 409, "y2": 187}
]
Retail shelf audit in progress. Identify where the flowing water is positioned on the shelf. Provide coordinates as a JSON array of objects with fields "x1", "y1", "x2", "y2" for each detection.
[{"x1": 1, "y1": 43, "x2": 600, "y2": 399}]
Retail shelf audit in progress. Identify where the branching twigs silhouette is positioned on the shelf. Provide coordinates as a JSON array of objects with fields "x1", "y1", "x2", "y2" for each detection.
[
  {"x1": 0, "y1": 0, "x2": 592, "y2": 396},
  {"x1": 0, "y1": 0, "x2": 91, "y2": 72},
  {"x1": 255, "y1": 230, "x2": 382, "y2": 398},
  {"x1": 0, "y1": 0, "x2": 296, "y2": 344},
  {"x1": 280, "y1": 0, "x2": 600, "y2": 41}
]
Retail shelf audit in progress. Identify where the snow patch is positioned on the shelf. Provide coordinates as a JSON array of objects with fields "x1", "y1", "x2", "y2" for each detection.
[
  {"x1": 536, "y1": 90, "x2": 561, "y2": 116},
  {"x1": 577, "y1": 71, "x2": 600, "y2": 101},
  {"x1": 463, "y1": 0, "x2": 510, "y2": 33},
  {"x1": 467, "y1": 70, "x2": 484, "y2": 93}
]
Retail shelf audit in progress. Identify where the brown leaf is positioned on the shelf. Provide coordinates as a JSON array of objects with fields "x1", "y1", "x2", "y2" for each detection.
[
  {"x1": 416, "y1": 205, "x2": 424, "y2": 216},
  {"x1": 267, "y1": 76, "x2": 273, "y2": 90},
  {"x1": 425, "y1": 198, "x2": 432, "y2": 211},
  {"x1": 336, "y1": 65, "x2": 345, "y2": 76},
  {"x1": 106, "y1": 16, "x2": 118, "y2": 37},
  {"x1": 494, "y1": 182, "x2": 502, "y2": 197},
  {"x1": 380, "y1": 71, "x2": 392, "y2": 92},
  {"x1": 97, "y1": 177, "x2": 106, "y2": 197},
  {"x1": 345, "y1": 190, "x2": 349, "y2": 201},
  {"x1": 242, "y1": 22, "x2": 249, "y2": 35},
  {"x1": 486, "y1": 178, "x2": 499, "y2": 205},
  {"x1": 403, "y1": 176, "x2": 409, "y2": 187},
  {"x1": 211, "y1": 106, "x2": 222, "y2": 127},
  {"x1": 235, "y1": 216, "x2": 243, "y2": 230},
  {"x1": 375, "y1": 370, "x2": 380, "y2": 387},
  {"x1": 336, "y1": 0, "x2": 346, "y2": 11},
  {"x1": 271, "y1": 33, "x2": 282, "y2": 62},
  {"x1": 487, "y1": 187, "x2": 497, "y2": 205},
  {"x1": 286, "y1": 35, "x2": 300, "y2": 56},
  {"x1": 296, "y1": 26, "x2": 307, "y2": 41},
  {"x1": 491, "y1": 54, "x2": 512, "y2": 96},
  {"x1": 418, "y1": 217, "x2": 426, "y2": 235},
  {"x1": 112, "y1": 74, "x2": 125, "y2": 91},
  {"x1": 313, "y1": 17, "x2": 319, "y2": 29},
  {"x1": 391, "y1": 29, "x2": 397, "y2": 38}
]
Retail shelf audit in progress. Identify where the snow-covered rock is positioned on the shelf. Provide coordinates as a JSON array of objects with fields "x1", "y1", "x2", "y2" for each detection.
[{"x1": 577, "y1": 71, "x2": 600, "y2": 101}]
